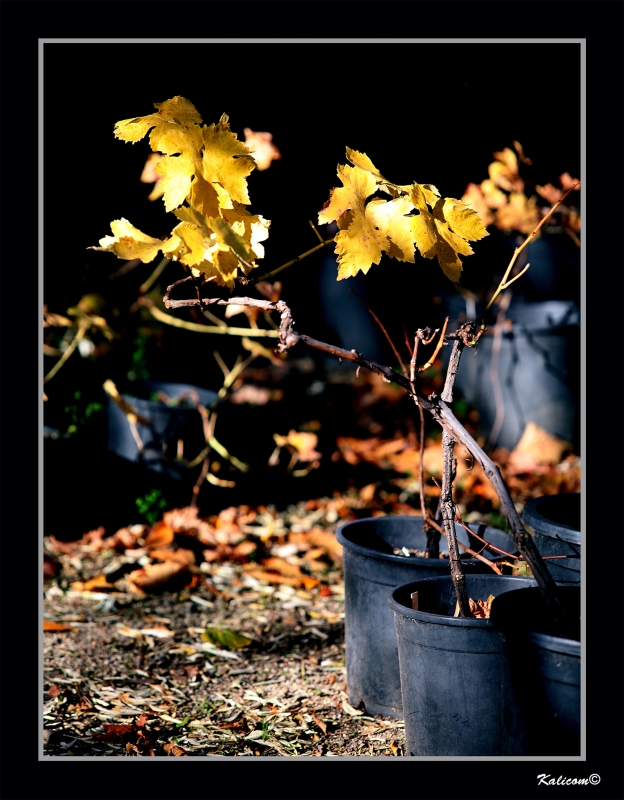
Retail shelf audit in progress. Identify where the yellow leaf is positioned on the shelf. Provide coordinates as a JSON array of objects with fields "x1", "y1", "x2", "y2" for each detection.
[
  {"x1": 409, "y1": 188, "x2": 483, "y2": 283},
  {"x1": 221, "y1": 204, "x2": 271, "y2": 261},
  {"x1": 91, "y1": 219, "x2": 180, "y2": 263},
  {"x1": 172, "y1": 222, "x2": 212, "y2": 268},
  {"x1": 318, "y1": 163, "x2": 376, "y2": 226},
  {"x1": 366, "y1": 196, "x2": 415, "y2": 262},
  {"x1": 114, "y1": 96, "x2": 202, "y2": 145},
  {"x1": 208, "y1": 216, "x2": 253, "y2": 262},
  {"x1": 335, "y1": 212, "x2": 386, "y2": 279},
  {"x1": 155, "y1": 152, "x2": 195, "y2": 212},
  {"x1": 345, "y1": 147, "x2": 385, "y2": 180},
  {"x1": 440, "y1": 198, "x2": 489, "y2": 242},
  {"x1": 150, "y1": 124, "x2": 203, "y2": 158},
  {"x1": 153, "y1": 96, "x2": 203, "y2": 125},
  {"x1": 189, "y1": 173, "x2": 221, "y2": 218},
  {"x1": 201, "y1": 122, "x2": 256, "y2": 206}
]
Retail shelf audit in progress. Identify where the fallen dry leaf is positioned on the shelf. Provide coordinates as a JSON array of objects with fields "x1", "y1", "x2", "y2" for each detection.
[
  {"x1": 163, "y1": 742, "x2": 188, "y2": 756},
  {"x1": 127, "y1": 561, "x2": 190, "y2": 593},
  {"x1": 149, "y1": 548, "x2": 196, "y2": 567},
  {"x1": 44, "y1": 620, "x2": 76, "y2": 632},
  {"x1": 71, "y1": 574, "x2": 116, "y2": 592},
  {"x1": 243, "y1": 568, "x2": 300, "y2": 587},
  {"x1": 143, "y1": 521, "x2": 175, "y2": 549},
  {"x1": 507, "y1": 422, "x2": 570, "y2": 474}
]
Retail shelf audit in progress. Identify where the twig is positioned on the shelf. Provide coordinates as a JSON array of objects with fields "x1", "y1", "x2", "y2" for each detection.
[
  {"x1": 148, "y1": 304, "x2": 280, "y2": 338},
  {"x1": 350, "y1": 287, "x2": 407, "y2": 375},
  {"x1": 308, "y1": 220, "x2": 324, "y2": 244},
  {"x1": 486, "y1": 291, "x2": 512, "y2": 448},
  {"x1": 238, "y1": 239, "x2": 335, "y2": 287},
  {"x1": 485, "y1": 181, "x2": 580, "y2": 310},
  {"x1": 426, "y1": 517, "x2": 502, "y2": 574},
  {"x1": 140, "y1": 256, "x2": 171, "y2": 295},
  {"x1": 43, "y1": 319, "x2": 90, "y2": 384}
]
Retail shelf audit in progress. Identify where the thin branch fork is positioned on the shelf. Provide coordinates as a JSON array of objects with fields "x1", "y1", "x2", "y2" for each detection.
[{"x1": 486, "y1": 181, "x2": 581, "y2": 311}]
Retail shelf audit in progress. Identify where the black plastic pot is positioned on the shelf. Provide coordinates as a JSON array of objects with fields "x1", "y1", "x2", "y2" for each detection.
[
  {"x1": 387, "y1": 573, "x2": 537, "y2": 755},
  {"x1": 522, "y1": 493, "x2": 581, "y2": 583},
  {"x1": 107, "y1": 381, "x2": 217, "y2": 481},
  {"x1": 336, "y1": 516, "x2": 518, "y2": 718},
  {"x1": 442, "y1": 296, "x2": 580, "y2": 450},
  {"x1": 490, "y1": 584, "x2": 580, "y2": 755}
]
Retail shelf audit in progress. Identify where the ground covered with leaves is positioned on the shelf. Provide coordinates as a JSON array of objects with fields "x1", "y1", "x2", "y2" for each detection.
[{"x1": 44, "y1": 363, "x2": 580, "y2": 757}]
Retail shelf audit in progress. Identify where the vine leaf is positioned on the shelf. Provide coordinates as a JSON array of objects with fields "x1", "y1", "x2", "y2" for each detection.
[
  {"x1": 90, "y1": 219, "x2": 181, "y2": 263},
  {"x1": 319, "y1": 150, "x2": 488, "y2": 283},
  {"x1": 92, "y1": 97, "x2": 269, "y2": 288}
]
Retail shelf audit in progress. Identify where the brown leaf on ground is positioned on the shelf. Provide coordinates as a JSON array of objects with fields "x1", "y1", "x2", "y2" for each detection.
[
  {"x1": 127, "y1": 561, "x2": 190, "y2": 594},
  {"x1": 163, "y1": 742, "x2": 188, "y2": 756},
  {"x1": 47, "y1": 536, "x2": 79, "y2": 555},
  {"x1": 243, "y1": 568, "x2": 301, "y2": 587},
  {"x1": 71, "y1": 574, "x2": 117, "y2": 592},
  {"x1": 307, "y1": 529, "x2": 343, "y2": 563},
  {"x1": 261, "y1": 557, "x2": 303, "y2": 578},
  {"x1": 507, "y1": 422, "x2": 570, "y2": 474},
  {"x1": 44, "y1": 619, "x2": 77, "y2": 632},
  {"x1": 149, "y1": 548, "x2": 196, "y2": 567},
  {"x1": 143, "y1": 521, "x2": 175, "y2": 549},
  {"x1": 48, "y1": 684, "x2": 61, "y2": 696},
  {"x1": 95, "y1": 724, "x2": 136, "y2": 742}
]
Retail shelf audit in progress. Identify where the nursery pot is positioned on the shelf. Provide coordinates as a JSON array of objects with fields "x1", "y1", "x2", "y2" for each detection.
[
  {"x1": 522, "y1": 493, "x2": 581, "y2": 583},
  {"x1": 387, "y1": 573, "x2": 537, "y2": 755},
  {"x1": 336, "y1": 516, "x2": 518, "y2": 718},
  {"x1": 442, "y1": 296, "x2": 580, "y2": 451},
  {"x1": 107, "y1": 381, "x2": 217, "y2": 482},
  {"x1": 490, "y1": 584, "x2": 581, "y2": 755}
]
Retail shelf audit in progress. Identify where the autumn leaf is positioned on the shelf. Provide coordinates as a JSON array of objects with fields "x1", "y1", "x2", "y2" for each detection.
[
  {"x1": 91, "y1": 219, "x2": 181, "y2": 264},
  {"x1": 243, "y1": 128, "x2": 281, "y2": 171},
  {"x1": 273, "y1": 430, "x2": 322, "y2": 462},
  {"x1": 495, "y1": 192, "x2": 538, "y2": 234},
  {"x1": 94, "y1": 99, "x2": 270, "y2": 288},
  {"x1": 143, "y1": 521, "x2": 175, "y2": 549},
  {"x1": 127, "y1": 561, "x2": 190, "y2": 594},
  {"x1": 44, "y1": 620, "x2": 76, "y2": 632},
  {"x1": 202, "y1": 118, "x2": 256, "y2": 206},
  {"x1": 71, "y1": 574, "x2": 116, "y2": 592}
]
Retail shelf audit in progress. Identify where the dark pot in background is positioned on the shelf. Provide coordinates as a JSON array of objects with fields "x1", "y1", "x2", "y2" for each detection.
[
  {"x1": 490, "y1": 584, "x2": 581, "y2": 755},
  {"x1": 336, "y1": 516, "x2": 518, "y2": 718},
  {"x1": 442, "y1": 295, "x2": 580, "y2": 451},
  {"x1": 107, "y1": 381, "x2": 217, "y2": 482},
  {"x1": 522, "y1": 493, "x2": 581, "y2": 583},
  {"x1": 387, "y1": 573, "x2": 537, "y2": 755}
]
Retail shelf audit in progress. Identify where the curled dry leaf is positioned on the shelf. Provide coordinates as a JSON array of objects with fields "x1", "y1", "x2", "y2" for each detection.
[
  {"x1": 143, "y1": 521, "x2": 175, "y2": 549},
  {"x1": 127, "y1": 560, "x2": 191, "y2": 594}
]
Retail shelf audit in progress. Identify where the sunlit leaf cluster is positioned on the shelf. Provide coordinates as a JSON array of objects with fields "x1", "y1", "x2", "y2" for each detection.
[
  {"x1": 91, "y1": 97, "x2": 270, "y2": 288},
  {"x1": 318, "y1": 148, "x2": 488, "y2": 283}
]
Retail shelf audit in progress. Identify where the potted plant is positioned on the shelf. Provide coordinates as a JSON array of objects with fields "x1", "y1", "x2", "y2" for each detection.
[{"x1": 87, "y1": 96, "x2": 580, "y2": 754}]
